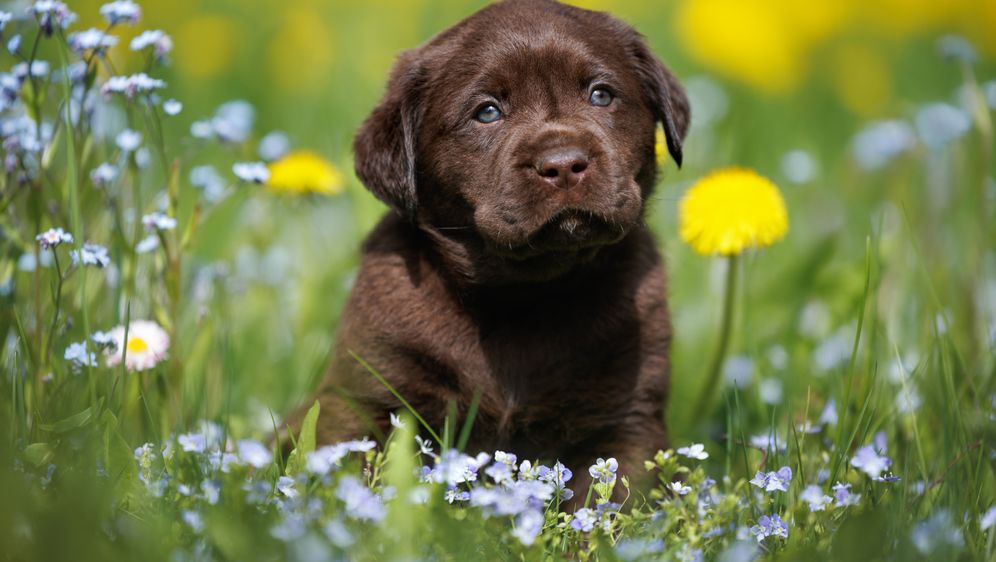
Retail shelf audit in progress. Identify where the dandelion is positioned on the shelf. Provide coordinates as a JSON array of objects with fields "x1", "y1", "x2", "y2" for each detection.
[
  {"x1": 677, "y1": 443, "x2": 709, "y2": 460},
  {"x1": 162, "y1": 99, "x2": 182, "y2": 116},
  {"x1": 570, "y1": 508, "x2": 598, "y2": 532},
  {"x1": 130, "y1": 30, "x2": 172, "y2": 59},
  {"x1": 800, "y1": 485, "x2": 833, "y2": 512},
  {"x1": 749, "y1": 514, "x2": 788, "y2": 542},
  {"x1": 90, "y1": 163, "x2": 117, "y2": 187},
  {"x1": 679, "y1": 168, "x2": 788, "y2": 257},
  {"x1": 64, "y1": 341, "x2": 97, "y2": 368},
  {"x1": 99, "y1": 1, "x2": 140, "y2": 25},
  {"x1": 36, "y1": 227, "x2": 73, "y2": 249},
  {"x1": 681, "y1": 168, "x2": 787, "y2": 413},
  {"x1": 266, "y1": 150, "x2": 344, "y2": 195},
  {"x1": 142, "y1": 212, "x2": 177, "y2": 232},
  {"x1": 233, "y1": 162, "x2": 270, "y2": 184},
  {"x1": 588, "y1": 457, "x2": 618, "y2": 484},
  {"x1": 103, "y1": 320, "x2": 169, "y2": 371},
  {"x1": 70, "y1": 243, "x2": 110, "y2": 268},
  {"x1": 67, "y1": 29, "x2": 118, "y2": 54},
  {"x1": 115, "y1": 129, "x2": 142, "y2": 152}
]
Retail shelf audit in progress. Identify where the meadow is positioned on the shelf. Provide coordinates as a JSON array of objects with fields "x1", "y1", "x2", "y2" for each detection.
[{"x1": 1, "y1": 0, "x2": 994, "y2": 560}]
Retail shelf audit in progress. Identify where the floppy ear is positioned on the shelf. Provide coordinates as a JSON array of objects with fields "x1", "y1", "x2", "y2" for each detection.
[
  {"x1": 629, "y1": 38, "x2": 690, "y2": 167},
  {"x1": 353, "y1": 50, "x2": 426, "y2": 219}
]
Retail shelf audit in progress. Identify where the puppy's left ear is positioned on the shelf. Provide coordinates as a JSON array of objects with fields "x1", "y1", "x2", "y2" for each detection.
[
  {"x1": 630, "y1": 38, "x2": 690, "y2": 167},
  {"x1": 353, "y1": 50, "x2": 426, "y2": 219}
]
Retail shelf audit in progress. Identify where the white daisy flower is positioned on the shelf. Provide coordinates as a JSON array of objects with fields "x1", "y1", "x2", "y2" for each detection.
[{"x1": 104, "y1": 320, "x2": 169, "y2": 371}]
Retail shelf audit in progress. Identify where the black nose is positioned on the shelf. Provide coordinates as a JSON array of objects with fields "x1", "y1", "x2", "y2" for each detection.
[{"x1": 536, "y1": 148, "x2": 589, "y2": 189}]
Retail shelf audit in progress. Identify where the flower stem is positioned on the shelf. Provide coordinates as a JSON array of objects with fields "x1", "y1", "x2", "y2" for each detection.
[{"x1": 694, "y1": 254, "x2": 739, "y2": 416}]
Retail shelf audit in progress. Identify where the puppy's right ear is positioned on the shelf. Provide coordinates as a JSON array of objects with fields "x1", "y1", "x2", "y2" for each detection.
[{"x1": 354, "y1": 50, "x2": 425, "y2": 219}]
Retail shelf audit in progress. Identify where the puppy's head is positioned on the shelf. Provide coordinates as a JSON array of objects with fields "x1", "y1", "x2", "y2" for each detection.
[{"x1": 355, "y1": 0, "x2": 689, "y2": 280}]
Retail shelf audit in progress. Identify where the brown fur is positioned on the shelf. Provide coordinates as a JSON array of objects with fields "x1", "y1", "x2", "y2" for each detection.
[{"x1": 286, "y1": 0, "x2": 689, "y2": 499}]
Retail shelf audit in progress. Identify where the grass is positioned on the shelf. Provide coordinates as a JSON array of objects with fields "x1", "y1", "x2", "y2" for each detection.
[{"x1": 1, "y1": 1, "x2": 995, "y2": 561}]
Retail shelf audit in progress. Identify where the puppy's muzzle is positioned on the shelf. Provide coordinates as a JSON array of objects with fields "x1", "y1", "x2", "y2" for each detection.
[{"x1": 535, "y1": 147, "x2": 590, "y2": 190}]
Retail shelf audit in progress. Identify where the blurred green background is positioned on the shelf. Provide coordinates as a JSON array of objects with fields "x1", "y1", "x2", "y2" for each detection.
[{"x1": 62, "y1": 0, "x2": 996, "y2": 438}]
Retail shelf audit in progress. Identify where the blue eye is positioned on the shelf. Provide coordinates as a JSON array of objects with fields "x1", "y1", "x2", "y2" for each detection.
[
  {"x1": 475, "y1": 104, "x2": 502, "y2": 123},
  {"x1": 589, "y1": 88, "x2": 613, "y2": 107}
]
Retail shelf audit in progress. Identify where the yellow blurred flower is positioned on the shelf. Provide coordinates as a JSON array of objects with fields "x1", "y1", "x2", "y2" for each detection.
[
  {"x1": 267, "y1": 151, "x2": 344, "y2": 195},
  {"x1": 655, "y1": 126, "x2": 667, "y2": 166},
  {"x1": 679, "y1": 167, "x2": 788, "y2": 256}
]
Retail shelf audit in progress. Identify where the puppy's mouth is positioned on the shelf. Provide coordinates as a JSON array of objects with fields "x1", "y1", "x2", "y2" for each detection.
[{"x1": 499, "y1": 209, "x2": 627, "y2": 260}]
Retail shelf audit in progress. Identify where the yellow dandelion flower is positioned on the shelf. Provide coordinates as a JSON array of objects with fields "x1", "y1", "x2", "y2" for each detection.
[
  {"x1": 679, "y1": 167, "x2": 788, "y2": 256},
  {"x1": 267, "y1": 150, "x2": 344, "y2": 195}
]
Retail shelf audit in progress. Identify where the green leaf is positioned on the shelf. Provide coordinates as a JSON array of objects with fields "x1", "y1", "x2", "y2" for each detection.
[
  {"x1": 23, "y1": 442, "x2": 54, "y2": 467},
  {"x1": 100, "y1": 410, "x2": 139, "y2": 498},
  {"x1": 285, "y1": 400, "x2": 320, "y2": 475},
  {"x1": 39, "y1": 399, "x2": 104, "y2": 433}
]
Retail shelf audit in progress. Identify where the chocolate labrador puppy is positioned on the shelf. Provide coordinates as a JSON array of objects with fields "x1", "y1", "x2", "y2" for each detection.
[{"x1": 289, "y1": 0, "x2": 689, "y2": 496}]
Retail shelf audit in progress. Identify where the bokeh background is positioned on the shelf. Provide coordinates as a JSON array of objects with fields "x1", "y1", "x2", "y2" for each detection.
[{"x1": 62, "y1": 0, "x2": 996, "y2": 437}]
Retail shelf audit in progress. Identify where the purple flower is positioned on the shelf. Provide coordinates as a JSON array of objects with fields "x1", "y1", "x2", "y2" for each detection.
[
  {"x1": 163, "y1": 99, "x2": 182, "y2": 116},
  {"x1": 70, "y1": 242, "x2": 110, "y2": 268},
  {"x1": 512, "y1": 509, "x2": 545, "y2": 546},
  {"x1": 570, "y1": 508, "x2": 598, "y2": 532},
  {"x1": 677, "y1": 443, "x2": 709, "y2": 460},
  {"x1": 142, "y1": 211, "x2": 177, "y2": 232},
  {"x1": 36, "y1": 227, "x2": 73, "y2": 249},
  {"x1": 981, "y1": 505, "x2": 996, "y2": 532},
  {"x1": 749, "y1": 466, "x2": 792, "y2": 493},
  {"x1": 232, "y1": 162, "x2": 270, "y2": 184},
  {"x1": 749, "y1": 514, "x2": 789, "y2": 542},
  {"x1": 68, "y1": 28, "x2": 118, "y2": 54},
  {"x1": 101, "y1": 73, "x2": 166, "y2": 99},
  {"x1": 588, "y1": 457, "x2": 618, "y2": 484},
  {"x1": 115, "y1": 129, "x2": 142, "y2": 152},
  {"x1": 800, "y1": 485, "x2": 833, "y2": 512},
  {"x1": 850, "y1": 444, "x2": 892, "y2": 479},
  {"x1": 336, "y1": 476, "x2": 385, "y2": 522},
  {"x1": 538, "y1": 461, "x2": 574, "y2": 501},
  {"x1": 484, "y1": 462, "x2": 515, "y2": 485},
  {"x1": 832, "y1": 482, "x2": 861, "y2": 507},
  {"x1": 90, "y1": 163, "x2": 117, "y2": 187},
  {"x1": 31, "y1": 1, "x2": 77, "y2": 35},
  {"x1": 669, "y1": 481, "x2": 692, "y2": 496},
  {"x1": 306, "y1": 439, "x2": 376, "y2": 475},
  {"x1": 236, "y1": 439, "x2": 272, "y2": 469},
  {"x1": 99, "y1": 1, "x2": 141, "y2": 25},
  {"x1": 130, "y1": 30, "x2": 172, "y2": 59},
  {"x1": 64, "y1": 341, "x2": 96, "y2": 368},
  {"x1": 276, "y1": 475, "x2": 298, "y2": 498}
]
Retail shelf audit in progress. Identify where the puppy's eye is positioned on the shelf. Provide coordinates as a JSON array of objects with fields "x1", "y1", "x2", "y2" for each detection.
[
  {"x1": 475, "y1": 104, "x2": 502, "y2": 123},
  {"x1": 589, "y1": 88, "x2": 613, "y2": 107}
]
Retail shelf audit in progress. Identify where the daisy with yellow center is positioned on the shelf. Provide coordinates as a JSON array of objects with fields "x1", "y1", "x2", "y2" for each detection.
[
  {"x1": 679, "y1": 167, "x2": 788, "y2": 256},
  {"x1": 266, "y1": 150, "x2": 344, "y2": 195},
  {"x1": 679, "y1": 167, "x2": 789, "y2": 414},
  {"x1": 104, "y1": 320, "x2": 170, "y2": 372}
]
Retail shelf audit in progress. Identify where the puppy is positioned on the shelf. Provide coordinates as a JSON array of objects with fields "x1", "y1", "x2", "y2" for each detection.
[{"x1": 289, "y1": 0, "x2": 689, "y2": 497}]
